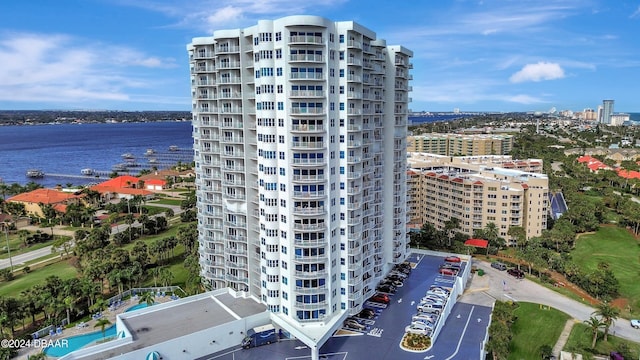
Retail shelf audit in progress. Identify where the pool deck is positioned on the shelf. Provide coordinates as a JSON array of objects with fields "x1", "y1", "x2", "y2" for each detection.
[{"x1": 18, "y1": 295, "x2": 175, "y2": 359}]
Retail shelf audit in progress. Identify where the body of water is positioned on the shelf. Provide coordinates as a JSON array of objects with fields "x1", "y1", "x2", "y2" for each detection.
[
  {"x1": 44, "y1": 302, "x2": 152, "y2": 357},
  {"x1": 0, "y1": 122, "x2": 193, "y2": 188}
]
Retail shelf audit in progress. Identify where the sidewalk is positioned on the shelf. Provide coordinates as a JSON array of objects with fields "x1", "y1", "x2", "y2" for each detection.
[{"x1": 553, "y1": 319, "x2": 576, "y2": 357}]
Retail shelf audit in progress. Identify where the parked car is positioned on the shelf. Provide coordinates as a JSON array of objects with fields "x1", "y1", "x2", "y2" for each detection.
[
  {"x1": 343, "y1": 318, "x2": 366, "y2": 331},
  {"x1": 444, "y1": 256, "x2": 461, "y2": 263},
  {"x1": 507, "y1": 268, "x2": 525, "y2": 279},
  {"x1": 393, "y1": 264, "x2": 411, "y2": 274},
  {"x1": 425, "y1": 291, "x2": 448, "y2": 299},
  {"x1": 439, "y1": 267, "x2": 458, "y2": 276},
  {"x1": 381, "y1": 279, "x2": 403, "y2": 288},
  {"x1": 420, "y1": 298, "x2": 444, "y2": 307},
  {"x1": 388, "y1": 271, "x2": 408, "y2": 279},
  {"x1": 376, "y1": 284, "x2": 397, "y2": 293},
  {"x1": 440, "y1": 263, "x2": 461, "y2": 271},
  {"x1": 417, "y1": 302, "x2": 443, "y2": 313},
  {"x1": 405, "y1": 322, "x2": 432, "y2": 336},
  {"x1": 416, "y1": 305, "x2": 441, "y2": 314},
  {"x1": 430, "y1": 285, "x2": 450, "y2": 294},
  {"x1": 631, "y1": 319, "x2": 640, "y2": 329},
  {"x1": 410, "y1": 318, "x2": 435, "y2": 328},
  {"x1": 368, "y1": 293, "x2": 390, "y2": 304},
  {"x1": 386, "y1": 274, "x2": 405, "y2": 282},
  {"x1": 422, "y1": 294, "x2": 446, "y2": 303},
  {"x1": 357, "y1": 308, "x2": 376, "y2": 319},
  {"x1": 491, "y1": 261, "x2": 507, "y2": 271},
  {"x1": 412, "y1": 313, "x2": 438, "y2": 324}
]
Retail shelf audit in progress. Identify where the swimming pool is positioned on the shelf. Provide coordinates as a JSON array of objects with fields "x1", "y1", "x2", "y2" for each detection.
[{"x1": 44, "y1": 302, "x2": 152, "y2": 357}]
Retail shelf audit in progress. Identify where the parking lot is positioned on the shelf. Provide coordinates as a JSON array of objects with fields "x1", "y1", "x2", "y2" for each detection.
[{"x1": 199, "y1": 252, "x2": 492, "y2": 360}]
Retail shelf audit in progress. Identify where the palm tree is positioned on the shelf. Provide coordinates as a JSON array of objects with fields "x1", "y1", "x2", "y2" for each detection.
[
  {"x1": 593, "y1": 301, "x2": 620, "y2": 342},
  {"x1": 138, "y1": 292, "x2": 155, "y2": 307},
  {"x1": 583, "y1": 316, "x2": 605, "y2": 348},
  {"x1": 443, "y1": 217, "x2": 460, "y2": 247},
  {"x1": 64, "y1": 296, "x2": 74, "y2": 326},
  {"x1": 94, "y1": 318, "x2": 112, "y2": 339}
]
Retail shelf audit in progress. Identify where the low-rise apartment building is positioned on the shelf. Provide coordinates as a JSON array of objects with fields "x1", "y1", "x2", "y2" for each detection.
[
  {"x1": 408, "y1": 154, "x2": 548, "y2": 245},
  {"x1": 407, "y1": 133, "x2": 514, "y2": 155}
]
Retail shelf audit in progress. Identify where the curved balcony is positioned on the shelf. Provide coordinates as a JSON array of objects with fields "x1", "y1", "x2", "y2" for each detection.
[
  {"x1": 291, "y1": 158, "x2": 326, "y2": 167},
  {"x1": 290, "y1": 107, "x2": 325, "y2": 115},
  {"x1": 293, "y1": 222, "x2": 326, "y2": 231},
  {"x1": 293, "y1": 255, "x2": 328, "y2": 263},
  {"x1": 292, "y1": 190, "x2": 326, "y2": 199},
  {"x1": 288, "y1": 35, "x2": 324, "y2": 45},
  {"x1": 226, "y1": 274, "x2": 249, "y2": 283},
  {"x1": 291, "y1": 141, "x2": 325, "y2": 150},
  {"x1": 294, "y1": 269, "x2": 327, "y2": 279},
  {"x1": 293, "y1": 206, "x2": 325, "y2": 216},
  {"x1": 294, "y1": 238, "x2": 328, "y2": 247},
  {"x1": 225, "y1": 247, "x2": 248, "y2": 255},
  {"x1": 293, "y1": 301, "x2": 327, "y2": 310},
  {"x1": 292, "y1": 174, "x2": 325, "y2": 182},
  {"x1": 291, "y1": 124, "x2": 325, "y2": 133},
  {"x1": 289, "y1": 72, "x2": 325, "y2": 81},
  {"x1": 295, "y1": 285, "x2": 327, "y2": 294},
  {"x1": 290, "y1": 90, "x2": 325, "y2": 99},
  {"x1": 289, "y1": 54, "x2": 325, "y2": 62}
]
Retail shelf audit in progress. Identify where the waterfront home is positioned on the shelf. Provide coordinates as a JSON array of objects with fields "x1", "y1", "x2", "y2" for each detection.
[
  {"x1": 6, "y1": 188, "x2": 83, "y2": 218},
  {"x1": 90, "y1": 175, "x2": 154, "y2": 201}
]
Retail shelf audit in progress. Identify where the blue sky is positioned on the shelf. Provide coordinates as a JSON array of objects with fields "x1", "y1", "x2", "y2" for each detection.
[{"x1": 0, "y1": 0, "x2": 639, "y2": 112}]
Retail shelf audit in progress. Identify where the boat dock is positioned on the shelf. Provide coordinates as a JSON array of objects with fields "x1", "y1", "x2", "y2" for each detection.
[{"x1": 44, "y1": 172, "x2": 112, "y2": 180}]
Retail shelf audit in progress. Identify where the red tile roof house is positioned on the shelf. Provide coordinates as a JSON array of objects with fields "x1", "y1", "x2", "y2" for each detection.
[
  {"x1": 90, "y1": 175, "x2": 155, "y2": 202},
  {"x1": 6, "y1": 188, "x2": 83, "y2": 218}
]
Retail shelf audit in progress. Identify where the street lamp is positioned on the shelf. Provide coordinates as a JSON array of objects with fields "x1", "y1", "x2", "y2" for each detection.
[{"x1": 3, "y1": 222, "x2": 13, "y2": 272}]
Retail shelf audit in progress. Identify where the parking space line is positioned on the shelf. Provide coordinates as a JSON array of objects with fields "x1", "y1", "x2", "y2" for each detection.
[
  {"x1": 444, "y1": 306, "x2": 475, "y2": 360},
  {"x1": 285, "y1": 351, "x2": 348, "y2": 360}
]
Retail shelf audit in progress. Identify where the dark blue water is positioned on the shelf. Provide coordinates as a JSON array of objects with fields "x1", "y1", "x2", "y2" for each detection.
[
  {"x1": 409, "y1": 114, "x2": 475, "y2": 124},
  {"x1": 0, "y1": 122, "x2": 193, "y2": 187}
]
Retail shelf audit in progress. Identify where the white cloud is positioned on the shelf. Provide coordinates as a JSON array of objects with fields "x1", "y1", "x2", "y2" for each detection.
[
  {"x1": 0, "y1": 32, "x2": 176, "y2": 105},
  {"x1": 504, "y1": 94, "x2": 547, "y2": 104},
  {"x1": 509, "y1": 62, "x2": 565, "y2": 83},
  {"x1": 631, "y1": 6, "x2": 640, "y2": 18},
  {"x1": 206, "y1": 6, "x2": 245, "y2": 27}
]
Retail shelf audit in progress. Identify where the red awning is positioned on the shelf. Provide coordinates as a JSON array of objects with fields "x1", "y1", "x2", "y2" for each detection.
[{"x1": 465, "y1": 238, "x2": 488, "y2": 248}]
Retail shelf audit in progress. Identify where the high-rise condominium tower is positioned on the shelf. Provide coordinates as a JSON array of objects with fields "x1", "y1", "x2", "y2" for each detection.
[
  {"x1": 602, "y1": 99, "x2": 614, "y2": 125},
  {"x1": 187, "y1": 15, "x2": 412, "y2": 332}
]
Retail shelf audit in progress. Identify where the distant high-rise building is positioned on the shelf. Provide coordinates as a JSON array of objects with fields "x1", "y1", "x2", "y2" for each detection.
[
  {"x1": 597, "y1": 105, "x2": 603, "y2": 124},
  {"x1": 583, "y1": 108, "x2": 597, "y2": 121},
  {"x1": 602, "y1": 100, "x2": 614, "y2": 124},
  {"x1": 187, "y1": 15, "x2": 412, "y2": 346}
]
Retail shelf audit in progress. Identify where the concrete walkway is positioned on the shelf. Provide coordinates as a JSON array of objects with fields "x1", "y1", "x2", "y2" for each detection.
[{"x1": 553, "y1": 319, "x2": 576, "y2": 357}]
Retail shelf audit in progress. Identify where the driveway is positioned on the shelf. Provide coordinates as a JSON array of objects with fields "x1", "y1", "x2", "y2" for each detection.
[{"x1": 464, "y1": 259, "x2": 640, "y2": 343}]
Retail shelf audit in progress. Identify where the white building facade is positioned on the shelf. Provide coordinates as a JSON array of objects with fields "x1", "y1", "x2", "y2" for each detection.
[{"x1": 188, "y1": 15, "x2": 412, "y2": 329}]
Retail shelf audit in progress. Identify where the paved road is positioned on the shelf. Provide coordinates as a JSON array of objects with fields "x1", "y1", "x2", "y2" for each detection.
[
  {"x1": 0, "y1": 245, "x2": 54, "y2": 270},
  {"x1": 464, "y1": 259, "x2": 640, "y2": 343}
]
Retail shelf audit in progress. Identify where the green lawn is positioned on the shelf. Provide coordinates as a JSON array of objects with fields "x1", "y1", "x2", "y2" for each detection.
[
  {"x1": 0, "y1": 233, "x2": 69, "y2": 260},
  {"x1": 508, "y1": 302, "x2": 570, "y2": 359},
  {"x1": 572, "y1": 226, "x2": 640, "y2": 315},
  {"x1": 121, "y1": 224, "x2": 183, "y2": 251},
  {"x1": 564, "y1": 323, "x2": 640, "y2": 359},
  {"x1": 0, "y1": 261, "x2": 78, "y2": 297}
]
